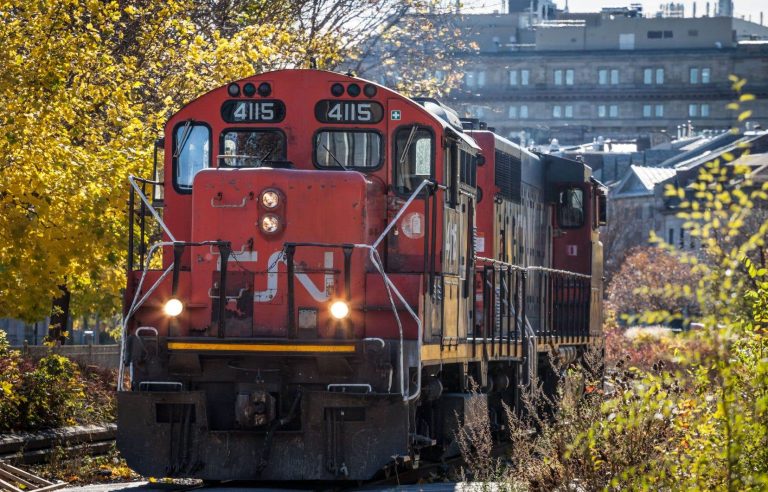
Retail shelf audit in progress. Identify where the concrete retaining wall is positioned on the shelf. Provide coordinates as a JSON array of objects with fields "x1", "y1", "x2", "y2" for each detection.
[{"x1": 11, "y1": 344, "x2": 120, "y2": 370}]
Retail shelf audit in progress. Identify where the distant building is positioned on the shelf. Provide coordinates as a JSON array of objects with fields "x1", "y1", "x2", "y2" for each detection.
[
  {"x1": 601, "y1": 129, "x2": 768, "y2": 275},
  {"x1": 446, "y1": 6, "x2": 768, "y2": 145}
]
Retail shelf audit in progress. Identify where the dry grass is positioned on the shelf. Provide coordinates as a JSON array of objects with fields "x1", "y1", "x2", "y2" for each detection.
[{"x1": 453, "y1": 343, "x2": 682, "y2": 491}]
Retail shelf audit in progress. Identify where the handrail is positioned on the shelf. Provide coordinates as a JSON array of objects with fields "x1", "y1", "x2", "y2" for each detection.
[
  {"x1": 476, "y1": 255, "x2": 592, "y2": 280},
  {"x1": 284, "y1": 179, "x2": 434, "y2": 402},
  {"x1": 129, "y1": 175, "x2": 175, "y2": 242},
  {"x1": 210, "y1": 196, "x2": 248, "y2": 208}
]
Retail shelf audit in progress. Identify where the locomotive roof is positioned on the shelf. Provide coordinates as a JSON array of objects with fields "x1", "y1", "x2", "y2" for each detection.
[{"x1": 169, "y1": 69, "x2": 480, "y2": 151}]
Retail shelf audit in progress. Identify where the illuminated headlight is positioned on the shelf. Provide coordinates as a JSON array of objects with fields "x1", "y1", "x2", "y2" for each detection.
[
  {"x1": 329, "y1": 300, "x2": 350, "y2": 320},
  {"x1": 163, "y1": 298, "x2": 183, "y2": 317},
  {"x1": 260, "y1": 214, "x2": 280, "y2": 234},
  {"x1": 261, "y1": 190, "x2": 280, "y2": 209}
]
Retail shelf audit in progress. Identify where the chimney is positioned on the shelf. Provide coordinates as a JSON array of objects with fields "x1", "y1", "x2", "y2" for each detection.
[
  {"x1": 693, "y1": 2, "x2": 697, "y2": 17},
  {"x1": 761, "y1": 12, "x2": 764, "y2": 25},
  {"x1": 706, "y1": 2, "x2": 710, "y2": 17}
]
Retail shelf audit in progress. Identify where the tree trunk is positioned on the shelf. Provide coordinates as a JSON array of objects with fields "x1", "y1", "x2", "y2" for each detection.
[{"x1": 48, "y1": 284, "x2": 70, "y2": 345}]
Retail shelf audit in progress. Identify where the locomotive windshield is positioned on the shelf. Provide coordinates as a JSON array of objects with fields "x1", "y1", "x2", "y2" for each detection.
[
  {"x1": 220, "y1": 130, "x2": 286, "y2": 167},
  {"x1": 394, "y1": 126, "x2": 433, "y2": 195},
  {"x1": 314, "y1": 130, "x2": 382, "y2": 169},
  {"x1": 174, "y1": 122, "x2": 210, "y2": 191}
]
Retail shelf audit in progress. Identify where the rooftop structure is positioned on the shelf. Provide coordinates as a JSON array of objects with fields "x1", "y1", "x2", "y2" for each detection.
[{"x1": 443, "y1": 8, "x2": 768, "y2": 145}]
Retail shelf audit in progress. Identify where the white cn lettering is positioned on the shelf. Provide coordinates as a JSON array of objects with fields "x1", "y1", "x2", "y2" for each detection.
[{"x1": 253, "y1": 250, "x2": 335, "y2": 302}]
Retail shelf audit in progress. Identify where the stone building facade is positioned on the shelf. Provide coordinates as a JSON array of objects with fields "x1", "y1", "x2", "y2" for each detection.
[{"x1": 447, "y1": 12, "x2": 768, "y2": 145}]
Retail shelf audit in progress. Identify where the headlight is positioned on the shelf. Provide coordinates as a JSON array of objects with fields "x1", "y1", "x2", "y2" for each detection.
[
  {"x1": 163, "y1": 298, "x2": 183, "y2": 317},
  {"x1": 260, "y1": 214, "x2": 280, "y2": 234},
  {"x1": 261, "y1": 190, "x2": 280, "y2": 209},
  {"x1": 329, "y1": 300, "x2": 350, "y2": 320}
]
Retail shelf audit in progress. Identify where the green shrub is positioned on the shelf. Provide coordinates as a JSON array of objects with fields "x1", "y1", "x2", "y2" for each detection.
[
  {"x1": 22, "y1": 354, "x2": 86, "y2": 430},
  {"x1": 0, "y1": 332, "x2": 113, "y2": 432},
  {"x1": 0, "y1": 330, "x2": 24, "y2": 431}
]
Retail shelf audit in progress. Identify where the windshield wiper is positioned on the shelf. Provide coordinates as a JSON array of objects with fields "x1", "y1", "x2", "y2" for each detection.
[
  {"x1": 174, "y1": 120, "x2": 193, "y2": 158},
  {"x1": 398, "y1": 125, "x2": 419, "y2": 165},
  {"x1": 259, "y1": 144, "x2": 278, "y2": 164},
  {"x1": 321, "y1": 144, "x2": 348, "y2": 171}
]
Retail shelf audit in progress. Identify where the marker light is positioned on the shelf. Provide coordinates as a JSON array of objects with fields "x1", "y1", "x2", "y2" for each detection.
[
  {"x1": 330, "y1": 301, "x2": 350, "y2": 320},
  {"x1": 257, "y1": 82, "x2": 272, "y2": 97},
  {"x1": 227, "y1": 83, "x2": 240, "y2": 97},
  {"x1": 163, "y1": 298, "x2": 183, "y2": 317},
  {"x1": 363, "y1": 84, "x2": 377, "y2": 97},
  {"x1": 260, "y1": 214, "x2": 280, "y2": 234},
  {"x1": 243, "y1": 82, "x2": 256, "y2": 97},
  {"x1": 347, "y1": 83, "x2": 361, "y2": 97},
  {"x1": 331, "y1": 83, "x2": 344, "y2": 97},
  {"x1": 261, "y1": 190, "x2": 280, "y2": 209}
]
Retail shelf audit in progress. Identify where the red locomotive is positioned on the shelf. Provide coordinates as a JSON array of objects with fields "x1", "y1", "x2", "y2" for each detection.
[{"x1": 118, "y1": 69, "x2": 606, "y2": 481}]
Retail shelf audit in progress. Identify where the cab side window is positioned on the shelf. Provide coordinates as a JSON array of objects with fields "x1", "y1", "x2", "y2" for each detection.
[
  {"x1": 394, "y1": 127, "x2": 433, "y2": 195},
  {"x1": 558, "y1": 187, "x2": 585, "y2": 228}
]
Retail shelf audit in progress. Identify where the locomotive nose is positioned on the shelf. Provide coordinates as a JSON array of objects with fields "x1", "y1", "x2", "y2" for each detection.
[{"x1": 189, "y1": 167, "x2": 375, "y2": 338}]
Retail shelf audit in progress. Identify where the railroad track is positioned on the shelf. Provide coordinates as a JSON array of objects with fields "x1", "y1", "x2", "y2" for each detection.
[
  {"x1": 0, "y1": 425, "x2": 116, "y2": 465},
  {"x1": 0, "y1": 424, "x2": 505, "y2": 490}
]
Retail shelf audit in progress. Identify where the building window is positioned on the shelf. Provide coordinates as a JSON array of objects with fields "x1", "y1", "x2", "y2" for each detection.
[
  {"x1": 688, "y1": 29, "x2": 699, "y2": 36},
  {"x1": 611, "y1": 69, "x2": 619, "y2": 84},
  {"x1": 520, "y1": 105, "x2": 529, "y2": 119},
  {"x1": 643, "y1": 104, "x2": 664, "y2": 118},
  {"x1": 668, "y1": 228, "x2": 674, "y2": 244},
  {"x1": 598, "y1": 105, "x2": 617, "y2": 118},
  {"x1": 508, "y1": 106, "x2": 517, "y2": 119},
  {"x1": 509, "y1": 69, "x2": 530, "y2": 86},
  {"x1": 598, "y1": 69, "x2": 619, "y2": 85},
  {"x1": 552, "y1": 105, "x2": 573, "y2": 118},
  {"x1": 554, "y1": 69, "x2": 575, "y2": 86},
  {"x1": 648, "y1": 30, "x2": 662, "y2": 39},
  {"x1": 689, "y1": 103, "x2": 710, "y2": 117},
  {"x1": 690, "y1": 67, "x2": 711, "y2": 84},
  {"x1": 465, "y1": 70, "x2": 486, "y2": 88},
  {"x1": 644, "y1": 68, "x2": 664, "y2": 85}
]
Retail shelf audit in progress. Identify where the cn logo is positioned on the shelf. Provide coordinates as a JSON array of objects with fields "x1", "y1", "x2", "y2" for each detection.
[
  {"x1": 253, "y1": 251, "x2": 334, "y2": 303},
  {"x1": 566, "y1": 245, "x2": 578, "y2": 256}
]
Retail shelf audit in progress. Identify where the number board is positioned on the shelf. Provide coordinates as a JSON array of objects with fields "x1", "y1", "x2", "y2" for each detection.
[
  {"x1": 221, "y1": 100, "x2": 286, "y2": 123},
  {"x1": 315, "y1": 100, "x2": 384, "y2": 124}
]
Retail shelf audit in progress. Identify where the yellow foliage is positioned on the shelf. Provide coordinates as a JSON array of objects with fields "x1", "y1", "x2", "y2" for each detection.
[{"x1": 0, "y1": 0, "x2": 343, "y2": 320}]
